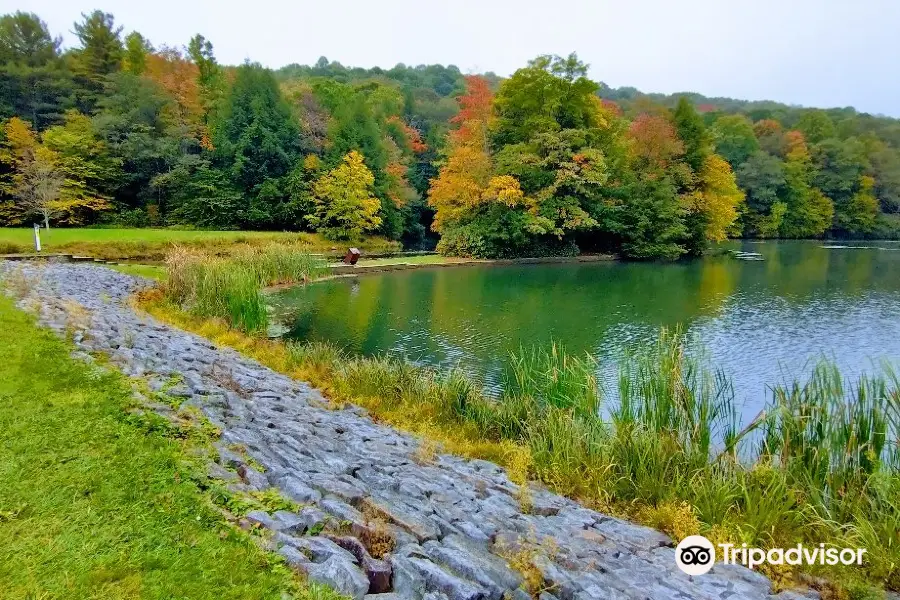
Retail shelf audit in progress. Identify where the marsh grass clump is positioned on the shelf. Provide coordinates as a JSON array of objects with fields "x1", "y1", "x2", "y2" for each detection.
[{"x1": 164, "y1": 244, "x2": 327, "y2": 332}]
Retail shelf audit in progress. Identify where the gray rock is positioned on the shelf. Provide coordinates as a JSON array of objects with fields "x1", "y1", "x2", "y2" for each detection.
[
  {"x1": 245, "y1": 510, "x2": 279, "y2": 531},
  {"x1": 368, "y1": 497, "x2": 441, "y2": 542},
  {"x1": 325, "y1": 535, "x2": 392, "y2": 594},
  {"x1": 277, "y1": 534, "x2": 358, "y2": 564},
  {"x1": 362, "y1": 555, "x2": 392, "y2": 595},
  {"x1": 297, "y1": 506, "x2": 328, "y2": 533},
  {"x1": 426, "y1": 536, "x2": 522, "y2": 599},
  {"x1": 238, "y1": 465, "x2": 269, "y2": 490},
  {"x1": 278, "y1": 545, "x2": 311, "y2": 570},
  {"x1": 310, "y1": 477, "x2": 367, "y2": 505},
  {"x1": 390, "y1": 555, "x2": 427, "y2": 599},
  {"x1": 408, "y1": 557, "x2": 488, "y2": 600},
  {"x1": 320, "y1": 495, "x2": 367, "y2": 528},
  {"x1": 592, "y1": 516, "x2": 670, "y2": 550},
  {"x1": 206, "y1": 461, "x2": 239, "y2": 482},
  {"x1": 215, "y1": 443, "x2": 245, "y2": 469},
  {"x1": 273, "y1": 510, "x2": 305, "y2": 533},
  {"x1": 306, "y1": 555, "x2": 370, "y2": 600},
  {"x1": 281, "y1": 476, "x2": 323, "y2": 503}
]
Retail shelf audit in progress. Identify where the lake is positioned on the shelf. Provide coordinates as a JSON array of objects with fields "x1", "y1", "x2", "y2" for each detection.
[{"x1": 269, "y1": 241, "x2": 900, "y2": 418}]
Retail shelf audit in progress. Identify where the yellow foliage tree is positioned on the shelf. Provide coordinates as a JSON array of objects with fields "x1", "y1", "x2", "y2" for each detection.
[
  {"x1": 0, "y1": 117, "x2": 39, "y2": 224},
  {"x1": 40, "y1": 111, "x2": 117, "y2": 225},
  {"x1": 686, "y1": 154, "x2": 745, "y2": 242},
  {"x1": 428, "y1": 144, "x2": 493, "y2": 232},
  {"x1": 309, "y1": 151, "x2": 382, "y2": 240}
]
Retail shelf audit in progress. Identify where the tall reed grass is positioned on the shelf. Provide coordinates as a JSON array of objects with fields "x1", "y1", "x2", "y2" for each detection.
[
  {"x1": 164, "y1": 245, "x2": 327, "y2": 332},
  {"x1": 278, "y1": 332, "x2": 899, "y2": 592}
]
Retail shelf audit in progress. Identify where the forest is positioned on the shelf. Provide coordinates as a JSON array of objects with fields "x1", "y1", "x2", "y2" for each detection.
[{"x1": 2, "y1": 10, "x2": 900, "y2": 259}]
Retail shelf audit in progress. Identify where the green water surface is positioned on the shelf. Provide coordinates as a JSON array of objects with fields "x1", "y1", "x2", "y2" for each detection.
[{"x1": 269, "y1": 241, "x2": 900, "y2": 416}]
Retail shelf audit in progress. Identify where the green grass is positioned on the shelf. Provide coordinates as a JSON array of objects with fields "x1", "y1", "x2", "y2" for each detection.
[
  {"x1": 0, "y1": 228, "x2": 401, "y2": 261},
  {"x1": 164, "y1": 245, "x2": 328, "y2": 333},
  {"x1": 107, "y1": 263, "x2": 167, "y2": 281},
  {"x1": 0, "y1": 293, "x2": 343, "y2": 600}
]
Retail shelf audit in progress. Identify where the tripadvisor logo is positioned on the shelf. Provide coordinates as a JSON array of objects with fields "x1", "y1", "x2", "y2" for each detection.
[
  {"x1": 676, "y1": 535, "x2": 867, "y2": 575},
  {"x1": 676, "y1": 535, "x2": 716, "y2": 575}
]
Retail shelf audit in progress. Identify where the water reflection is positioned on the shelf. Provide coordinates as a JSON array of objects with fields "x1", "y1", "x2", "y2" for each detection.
[{"x1": 270, "y1": 241, "x2": 900, "y2": 418}]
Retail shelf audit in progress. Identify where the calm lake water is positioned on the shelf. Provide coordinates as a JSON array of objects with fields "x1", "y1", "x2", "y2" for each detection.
[{"x1": 269, "y1": 241, "x2": 900, "y2": 418}]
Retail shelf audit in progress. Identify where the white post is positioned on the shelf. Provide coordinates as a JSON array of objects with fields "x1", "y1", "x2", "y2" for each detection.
[{"x1": 33, "y1": 223, "x2": 41, "y2": 253}]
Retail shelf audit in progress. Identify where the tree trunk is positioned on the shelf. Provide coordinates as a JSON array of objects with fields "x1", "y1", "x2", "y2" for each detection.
[{"x1": 43, "y1": 212, "x2": 50, "y2": 230}]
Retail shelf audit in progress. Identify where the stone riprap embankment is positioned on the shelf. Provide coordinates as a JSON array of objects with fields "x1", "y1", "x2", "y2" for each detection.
[{"x1": 1, "y1": 261, "x2": 815, "y2": 600}]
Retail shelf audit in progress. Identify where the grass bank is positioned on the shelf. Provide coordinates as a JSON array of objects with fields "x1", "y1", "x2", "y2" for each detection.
[
  {"x1": 142, "y1": 254, "x2": 900, "y2": 596},
  {"x1": 0, "y1": 227, "x2": 401, "y2": 261},
  {"x1": 0, "y1": 292, "x2": 346, "y2": 599}
]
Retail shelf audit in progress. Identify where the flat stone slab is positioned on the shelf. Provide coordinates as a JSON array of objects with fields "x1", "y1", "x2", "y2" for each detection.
[{"x1": 1, "y1": 261, "x2": 800, "y2": 600}]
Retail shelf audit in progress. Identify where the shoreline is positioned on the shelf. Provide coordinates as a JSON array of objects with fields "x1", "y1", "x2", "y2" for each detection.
[{"x1": 265, "y1": 253, "x2": 618, "y2": 290}]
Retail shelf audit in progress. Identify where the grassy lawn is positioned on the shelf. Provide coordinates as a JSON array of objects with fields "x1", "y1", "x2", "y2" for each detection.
[
  {"x1": 0, "y1": 293, "x2": 333, "y2": 600},
  {"x1": 0, "y1": 228, "x2": 401, "y2": 261},
  {"x1": 106, "y1": 263, "x2": 168, "y2": 281}
]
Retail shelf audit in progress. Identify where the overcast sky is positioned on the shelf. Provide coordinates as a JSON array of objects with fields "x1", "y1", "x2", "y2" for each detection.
[{"x1": 10, "y1": 0, "x2": 900, "y2": 117}]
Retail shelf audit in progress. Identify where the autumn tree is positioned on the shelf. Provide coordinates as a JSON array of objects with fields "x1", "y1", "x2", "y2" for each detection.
[
  {"x1": 754, "y1": 119, "x2": 785, "y2": 156},
  {"x1": 429, "y1": 75, "x2": 494, "y2": 233},
  {"x1": 616, "y1": 113, "x2": 688, "y2": 259},
  {"x1": 0, "y1": 116, "x2": 38, "y2": 223},
  {"x1": 495, "y1": 130, "x2": 603, "y2": 238},
  {"x1": 41, "y1": 110, "x2": 118, "y2": 224},
  {"x1": 309, "y1": 150, "x2": 381, "y2": 239},
  {"x1": 16, "y1": 145, "x2": 63, "y2": 228},
  {"x1": 144, "y1": 47, "x2": 203, "y2": 138},
  {"x1": 686, "y1": 154, "x2": 745, "y2": 242}
]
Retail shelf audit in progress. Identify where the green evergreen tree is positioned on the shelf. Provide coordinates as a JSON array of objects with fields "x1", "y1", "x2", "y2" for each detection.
[
  {"x1": 71, "y1": 11, "x2": 123, "y2": 83},
  {"x1": 213, "y1": 63, "x2": 299, "y2": 227}
]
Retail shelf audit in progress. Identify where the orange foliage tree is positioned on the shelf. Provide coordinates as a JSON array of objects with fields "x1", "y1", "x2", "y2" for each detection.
[
  {"x1": 428, "y1": 75, "x2": 496, "y2": 232},
  {"x1": 144, "y1": 48, "x2": 207, "y2": 145}
]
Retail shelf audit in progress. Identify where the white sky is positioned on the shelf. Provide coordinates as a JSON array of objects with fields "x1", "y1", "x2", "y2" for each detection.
[{"x1": 10, "y1": 0, "x2": 900, "y2": 117}]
